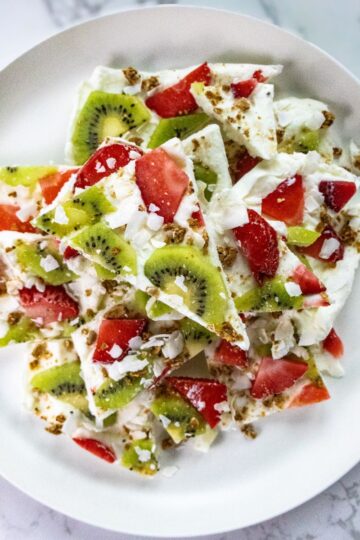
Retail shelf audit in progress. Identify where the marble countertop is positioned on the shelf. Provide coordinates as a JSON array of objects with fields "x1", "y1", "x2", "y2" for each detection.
[{"x1": 0, "y1": 1, "x2": 359, "y2": 539}]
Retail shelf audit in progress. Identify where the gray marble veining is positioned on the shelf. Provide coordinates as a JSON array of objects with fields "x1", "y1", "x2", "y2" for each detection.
[{"x1": 0, "y1": 0, "x2": 360, "y2": 539}]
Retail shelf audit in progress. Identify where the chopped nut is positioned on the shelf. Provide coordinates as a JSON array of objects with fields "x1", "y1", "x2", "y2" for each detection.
[
  {"x1": 218, "y1": 246, "x2": 237, "y2": 267},
  {"x1": 163, "y1": 223, "x2": 187, "y2": 244},
  {"x1": 321, "y1": 110, "x2": 335, "y2": 128},
  {"x1": 105, "y1": 305, "x2": 128, "y2": 319},
  {"x1": 7, "y1": 311, "x2": 22, "y2": 325},
  {"x1": 141, "y1": 76, "x2": 160, "y2": 93},
  {"x1": 333, "y1": 147, "x2": 343, "y2": 158},
  {"x1": 123, "y1": 66, "x2": 140, "y2": 85},
  {"x1": 241, "y1": 423, "x2": 257, "y2": 440},
  {"x1": 86, "y1": 330, "x2": 97, "y2": 346}
]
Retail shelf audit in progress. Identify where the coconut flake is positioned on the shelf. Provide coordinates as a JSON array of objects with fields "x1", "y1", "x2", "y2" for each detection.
[
  {"x1": 109, "y1": 344, "x2": 123, "y2": 359},
  {"x1": 128, "y1": 336, "x2": 143, "y2": 350},
  {"x1": 319, "y1": 237, "x2": 340, "y2": 259},
  {"x1": 174, "y1": 275, "x2": 188, "y2": 292},
  {"x1": 162, "y1": 466, "x2": 179, "y2": 478},
  {"x1": 129, "y1": 150, "x2": 142, "y2": 160},
  {"x1": 284, "y1": 282, "x2": 302, "y2": 297},
  {"x1": 95, "y1": 161, "x2": 106, "y2": 173},
  {"x1": 106, "y1": 355, "x2": 148, "y2": 381},
  {"x1": 54, "y1": 205, "x2": 69, "y2": 225},
  {"x1": 134, "y1": 446, "x2": 151, "y2": 463},
  {"x1": 162, "y1": 331, "x2": 184, "y2": 359},
  {"x1": 40, "y1": 255, "x2": 59, "y2": 272},
  {"x1": 149, "y1": 203, "x2": 160, "y2": 212},
  {"x1": 147, "y1": 212, "x2": 164, "y2": 231},
  {"x1": 106, "y1": 157, "x2": 117, "y2": 169},
  {"x1": 159, "y1": 414, "x2": 171, "y2": 428}
]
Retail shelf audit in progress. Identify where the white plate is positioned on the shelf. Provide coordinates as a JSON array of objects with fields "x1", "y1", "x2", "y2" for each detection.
[{"x1": 0, "y1": 6, "x2": 359, "y2": 537}]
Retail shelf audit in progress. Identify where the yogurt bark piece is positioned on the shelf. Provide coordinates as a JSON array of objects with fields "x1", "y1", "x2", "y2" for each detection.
[
  {"x1": 65, "y1": 63, "x2": 282, "y2": 163},
  {"x1": 35, "y1": 137, "x2": 248, "y2": 348}
]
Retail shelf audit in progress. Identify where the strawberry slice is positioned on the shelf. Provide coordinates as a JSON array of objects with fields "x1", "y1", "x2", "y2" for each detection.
[
  {"x1": 319, "y1": 180, "x2": 356, "y2": 213},
  {"x1": 250, "y1": 356, "x2": 308, "y2": 399},
  {"x1": 291, "y1": 264, "x2": 326, "y2": 295},
  {"x1": 0, "y1": 204, "x2": 37, "y2": 233},
  {"x1": 93, "y1": 318, "x2": 147, "y2": 364},
  {"x1": 73, "y1": 438, "x2": 116, "y2": 463},
  {"x1": 135, "y1": 148, "x2": 189, "y2": 223},
  {"x1": 322, "y1": 327, "x2": 344, "y2": 358},
  {"x1": 63, "y1": 246, "x2": 80, "y2": 260},
  {"x1": 19, "y1": 285, "x2": 79, "y2": 325},
  {"x1": 233, "y1": 209, "x2": 279, "y2": 284},
  {"x1": 145, "y1": 63, "x2": 211, "y2": 118},
  {"x1": 231, "y1": 70, "x2": 267, "y2": 99},
  {"x1": 262, "y1": 175, "x2": 304, "y2": 225},
  {"x1": 167, "y1": 376, "x2": 227, "y2": 428},
  {"x1": 253, "y1": 70, "x2": 267, "y2": 82},
  {"x1": 299, "y1": 226, "x2": 344, "y2": 263},
  {"x1": 191, "y1": 206, "x2": 205, "y2": 226},
  {"x1": 289, "y1": 384, "x2": 330, "y2": 408},
  {"x1": 214, "y1": 340, "x2": 248, "y2": 367},
  {"x1": 233, "y1": 151, "x2": 260, "y2": 181},
  {"x1": 40, "y1": 168, "x2": 79, "y2": 204},
  {"x1": 75, "y1": 142, "x2": 142, "y2": 189}
]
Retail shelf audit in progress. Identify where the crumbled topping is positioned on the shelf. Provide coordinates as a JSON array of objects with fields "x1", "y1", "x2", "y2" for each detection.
[
  {"x1": 321, "y1": 110, "x2": 335, "y2": 128},
  {"x1": 141, "y1": 76, "x2": 160, "y2": 93},
  {"x1": 217, "y1": 246, "x2": 237, "y2": 267},
  {"x1": 241, "y1": 423, "x2": 257, "y2": 439},
  {"x1": 163, "y1": 223, "x2": 187, "y2": 244},
  {"x1": 123, "y1": 66, "x2": 140, "y2": 85}
]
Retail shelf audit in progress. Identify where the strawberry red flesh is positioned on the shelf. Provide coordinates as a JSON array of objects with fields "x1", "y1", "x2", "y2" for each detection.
[
  {"x1": 93, "y1": 318, "x2": 147, "y2": 364},
  {"x1": 145, "y1": 62, "x2": 211, "y2": 118},
  {"x1": 250, "y1": 356, "x2": 308, "y2": 399},
  {"x1": 135, "y1": 148, "x2": 189, "y2": 223},
  {"x1": 289, "y1": 383, "x2": 330, "y2": 408},
  {"x1": 63, "y1": 246, "x2": 80, "y2": 260},
  {"x1": 231, "y1": 78, "x2": 258, "y2": 99},
  {"x1": 19, "y1": 285, "x2": 79, "y2": 325},
  {"x1": 75, "y1": 143, "x2": 142, "y2": 189},
  {"x1": 253, "y1": 69, "x2": 267, "y2": 82},
  {"x1": 167, "y1": 376, "x2": 227, "y2": 428},
  {"x1": 291, "y1": 264, "x2": 326, "y2": 295},
  {"x1": 40, "y1": 168, "x2": 79, "y2": 204},
  {"x1": 319, "y1": 180, "x2": 356, "y2": 213},
  {"x1": 322, "y1": 327, "x2": 344, "y2": 358},
  {"x1": 262, "y1": 174, "x2": 304, "y2": 225},
  {"x1": 73, "y1": 438, "x2": 116, "y2": 463},
  {"x1": 214, "y1": 340, "x2": 248, "y2": 367},
  {"x1": 233, "y1": 151, "x2": 260, "y2": 181},
  {"x1": 233, "y1": 209, "x2": 279, "y2": 284},
  {"x1": 0, "y1": 204, "x2": 37, "y2": 233},
  {"x1": 191, "y1": 206, "x2": 205, "y2": 226},
  {"x1": 299, "y1": 226, "x2": 344, "y2": 263}
]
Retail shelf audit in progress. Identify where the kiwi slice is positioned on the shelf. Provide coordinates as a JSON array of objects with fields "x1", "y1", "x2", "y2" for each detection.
[
  {"x1": 94, "y1": 263, "x2": 117, "y2": 280},
  {"x1": 71, "y1": 91, "x2": 151, "y2": 164},
  {"x1": 180, "y1": 318, "x2": 214, "y2": 357},
  {"x1": 71, "y1": 222, "x2": 137, "y2": 276},
  {"x1": 122, "y1": 438, "x2": 158, "y2": 476},
  {"x1": 144, "y1": 245, "x2": 228, "y2": 326},
  {"x1": 0, "y1": 166, "x2": 57, "y2": 188},
  {"x1": 148, "y1": 113, "x2": 209, "y2": 149},
  {"x1": 287, "y1": 227, "x2": 321, "y2": 247},
  {"x1": 294, "y1": 130, "x2": 320, "y2": 153},
  {"x1": 193, "y1": 163, "x2": 218, "y2": 202},
  {"x1": 148, "y1": 300, "x2": 173, "y2": 319},
  {"x1": 94, "y1": 371, "x2": 149, "y2": 411},
  {"x1": 133, "y1": 290, "x2": 150, "y2": 315},
  {"x1": 15, "y1": 242, "x2": 77, "y2": 286},
  {"x1": 151, "y1": 388, "x2": 206, "y2": 444},
  {"x1": 36, "y1": 186, "x2": 115, "y2": 237},
  {"x1": 30, "y1": 361, "x2": 88, "y2": 413},
  {"x1": 0, "y1": 316, "x2": 38, "y2": 347},
  {"x1": 235, "y1": 277, "x2": 304, "y2": 312}
]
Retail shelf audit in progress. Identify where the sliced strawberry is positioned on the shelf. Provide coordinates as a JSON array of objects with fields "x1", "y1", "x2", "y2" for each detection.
[
  {"x1": 253, "y1": 69, "x2": 267, "y2": 82},
  {"x1": 233, "y1": 151, "x2": 260, "y2": 181},
  {"x1": 63, "y1": 246, "x2": 80, "y2": 260},
  {"x1": 250, "y1": 356, "x2": 308, "y2": 399},
  {"x1": 0, "y1": 204, "x2": 37, "y2": 233},
  {"x1": 73, "y1": 438, "x2": 116, "y2": 463},
  {"x1": 75, "y1": 142, "x2": 142, "y2": 189},
  {"x1": 40, "y1": 168, "x2": 79, "y2": 204},
  {"x1": 214, "y1": 340, "x2": 248, "y2": 367},
  {"x1": 135, "y1": 148, "x2": 189, "y2": 223},
  {"x1": 233, "y1": 209, "x2": 279, "y2": 284},
  {"x1": 289, "y1": 384, "x2": 330, "y2": 408},
  {"x1": 319, "y1": 180, "x2": 356, "y2": 213},
  {"x1": 262, "y1": 175, "x2": 304, "y2": 226},
  {"x1": 291, "y1": 264, "x2": 326, "y2": 295},
  {"x1": 19, "y1": 285, "x2": 79, "y2": 325},
  {"x1": 191, "y1": 206, "x2": 205, "y2": 226},
  {"x1": 299, "y1": 226, "x2": 344, "y2": 263},
  {"x1": 145, "y1": 63, "x2": 211, "y2": 118},
  {"x1": 93, "y1": 318, "x2": 147, "y2": 364},
  {"x1": 167, "y1": 376, "x2": 227, "y2": 428},
  {"x1": 231, "y1": 78, "x2": 258, "y2": 99},
  {"x1": 322, "y1": 327, "x2": 344, "y2": 358}
]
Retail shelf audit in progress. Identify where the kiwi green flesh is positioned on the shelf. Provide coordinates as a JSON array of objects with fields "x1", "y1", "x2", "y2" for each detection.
[
  {"x1": 94, "y1": 371, "x2": 150, "y2": 411},
  {"x1": 148, "y1": 300, "x2": 172, "y2": 319},
  {"x1": 94, "y1": 263, "x2": 117, "y2": 280},
  {"x1": 180, "y1": 318, "x2": 214, "y2": 357},
  {"x1": 0, "y1": 317, "x2": 38, "y2": 347},
  {"x1": 151, "y1": 389, "x2": 206, "y2": 444},
  {"x1": 30, "y1": 361, "x2": 88, "y2": 413},
  {"x1": 148, "y1": 113, "x2": 210, "y2": 149},
  {"x1": 71, "y1": 91, "x2": 151, "y2": 164},
  {"x1": 144, "y1": 245, "x2": 228, "y2": 326},
  {"x1": 122, "y1": 439, "x2": 158, "y2": 476},
  {"x1": 281, "y1": 129, "x2": 320, "y2": 154},
  {"x1": 15, "y1": 242, "x2": 77, "y2": 286},
  {"x1": 71, "y1": 222, "x2": 137, "y2": 277},
  {"x1": 235, "y1": 277, "x2": 304, "y2": 313},
  {"x1": 193, "y1": 163, "x2": 218, "y2": 202},
  {"x1": 287, "y1": 227, "x2": 321, "y2": 247},
  {"x1": 0, "y1": 166, "x2": 57, "y2": 188},
  {"x1": 35, "y1": 186, "x2": 115, "y2": 237}
]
